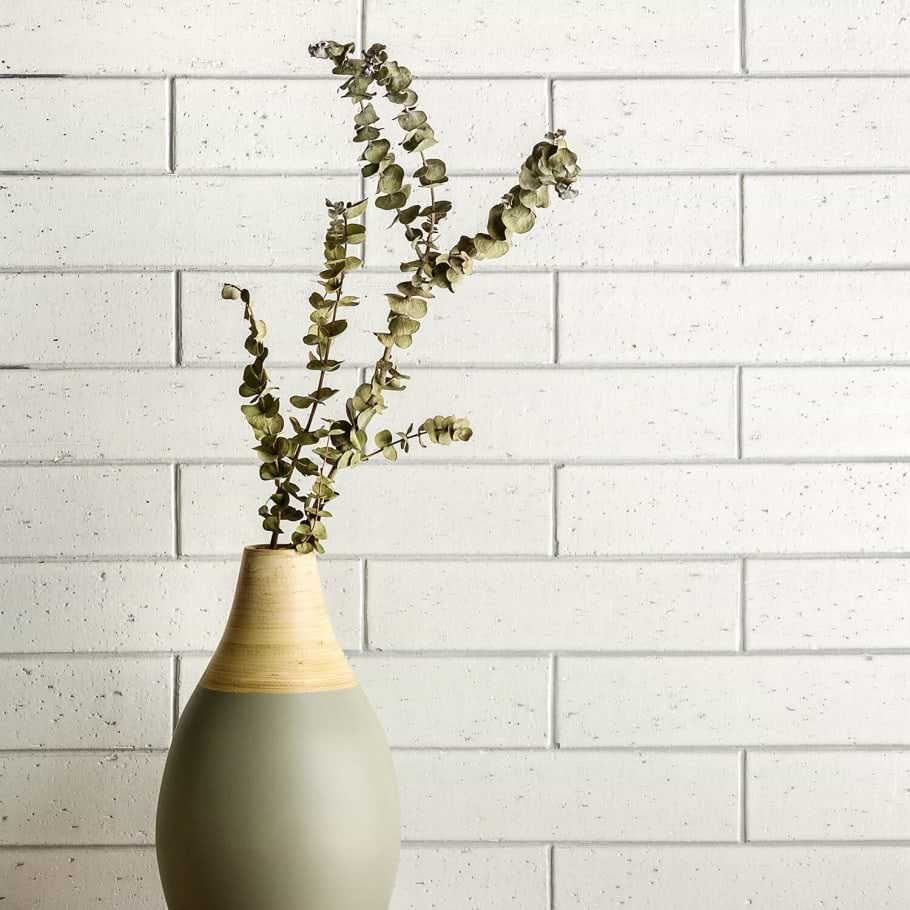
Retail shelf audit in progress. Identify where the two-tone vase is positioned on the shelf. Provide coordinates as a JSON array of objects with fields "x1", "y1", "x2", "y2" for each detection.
[{"x1": 156, "y1": 545, "x2": 400, "y2": 909}]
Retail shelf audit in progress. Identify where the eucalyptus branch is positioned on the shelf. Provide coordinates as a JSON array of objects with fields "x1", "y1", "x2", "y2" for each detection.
[{"x1": 222, "y1": 39, "x2": 580, "y2": 554}]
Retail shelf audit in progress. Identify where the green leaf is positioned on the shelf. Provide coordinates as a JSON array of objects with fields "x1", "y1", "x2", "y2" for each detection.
[
  {"x1": 374, "y1": 429, "x2": 393, "y2": 448},
  {"x1": 363, "y1": 139, "x2": 391, "y2": 163},
  {"x1": 396, "y1": 204, "x2": 421, "y2": 225},
  {"x1": 502, "y1": 203, "x2": 536, "y2": 233},
  {"x1": 345, "y1": 198, "x2": 368, "y2": 218},
  {"x1": 382, "y1": 445, "x2": 398, "y2": 461},
  {"x1": 474, "y1": 234, "x2": 511, "y2": 259},
  {"x1": 376, "y1": 186, "x2": 412, "y2": 210},
  {"x1": 354, "y1": 103, "x2": 379, "y2": 127},
  {"x1": 397, "y1": 110, "x2": 427, "y2": 131},
  {"x1": 388, "y1": 296, "x2": 428, "y2": 318},
  {"x1": 389, "y1": 315, "x2": 421, "y2": 335},
  {"x1": 378, "y1": 164, "x2": 404, "y2": 194},
  {"x1": 415, "y1": 158, "x2": 447, "y2": 187},
  {"x1": 222, "y1": 284, "x2": 241, "y2": 300},
  {"x1": 324, "y1": 319, "x2": 348, "y2": 337},
  {"x1": 345, "y1": 224, "x2": 366, "y2": 244}
]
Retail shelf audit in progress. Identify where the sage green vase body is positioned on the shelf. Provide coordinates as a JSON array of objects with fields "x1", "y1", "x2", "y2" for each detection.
[{"x1": 156, "y1": 546, "x2": 400, "y2": 910}]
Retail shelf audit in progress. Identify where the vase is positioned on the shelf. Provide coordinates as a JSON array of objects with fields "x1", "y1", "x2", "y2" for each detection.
[{"x1": 156, "y1": 545, "x2": 400, "y2": 909}]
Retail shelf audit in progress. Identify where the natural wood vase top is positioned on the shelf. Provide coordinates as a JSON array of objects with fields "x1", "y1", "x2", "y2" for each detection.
[{"x1": 201, "y1": 545, "x2": 356, "y2": 694}]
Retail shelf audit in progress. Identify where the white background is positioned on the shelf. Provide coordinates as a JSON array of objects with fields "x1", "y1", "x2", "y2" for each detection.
[{"x1": 3, "y1": 1, "x2": 910, "y2": 906}]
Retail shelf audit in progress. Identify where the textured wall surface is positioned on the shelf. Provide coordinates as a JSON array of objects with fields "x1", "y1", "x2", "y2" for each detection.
[{"x1": 2, "y1": 1, "x2": 910, "y2": 907}]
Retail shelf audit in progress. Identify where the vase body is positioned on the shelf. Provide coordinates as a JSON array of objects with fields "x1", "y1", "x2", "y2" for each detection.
[{"x1": 156, "y1": 546, "x2": 400, "y2": 910}]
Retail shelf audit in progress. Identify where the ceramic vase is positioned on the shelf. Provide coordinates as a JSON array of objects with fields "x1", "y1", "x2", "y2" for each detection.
[{"x1": 156, "y1": 545, "x2": 400, "y2": 909}]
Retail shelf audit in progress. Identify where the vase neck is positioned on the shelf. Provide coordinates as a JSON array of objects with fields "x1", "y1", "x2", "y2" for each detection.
[{"x1": 201, "y1": 546, "x2": 356, "y2": 694}]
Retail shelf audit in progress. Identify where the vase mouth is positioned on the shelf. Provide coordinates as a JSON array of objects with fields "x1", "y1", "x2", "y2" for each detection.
[{"x1": 243, "y1": 544, "x2": 316, "y2": 558}]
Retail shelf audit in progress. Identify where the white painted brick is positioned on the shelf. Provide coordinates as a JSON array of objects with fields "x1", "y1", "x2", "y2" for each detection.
[
  {"x1": 2, "y1": 0, "x2": 358, "y2": 75},
  {"x1": 367, "y1": 0, "x2": 737, "y2": 75},
  {"x1": 0, "y1": 272, "x2": 174, "y2": 366},
  {"x1": 748, "y1": 0, "x2": 910, "y2": 73},
  {"x1": 0, "y1": 466, "x2": 172, "y2": 558},
  {"x1": 0, "y1": 658, "x2": 171, "y2": 749},
  {"x1": 12, "y1": 366, "x2": 728, "y2": 462},
  {"x1": 0, "y1": 79, "x2": 167, "y2": 172},
  {"x1": 0, "y1": 367, "x2": 351, "y2": 462},
  {"x1": 176, "y1": 79, "x2": 547, "y2": 172},
  {"x1": 175, "y1": 80, "x2": 351, "y2": 172},
  {"x1": 395, "y1": 846, "x2": 547, "y2": 910},
  {"x1": 396, "y1": 751, "x2": 738, "y2": 841},
  {"x1": 0, "y1": 559, "x2": 361, "y2": 653},
  {"x1": 555, "y1": 78, "x2": 910, "y2": 171},
  {"x1": 748, "y1": 751, "x2": 910, "y2": 841},
  {"x1": 1, "y1": 849, "x2": 162, "y2": 909},
  {"x1": 181, "y1": 270, "x2": 553, "y2": 366},
  {"x1": 180, "y1": 464, "x2": 551, "y2": 556},
  {"x1": 558, "y1": 271, "x2": 910, "y2": 365},
  {"x1": 0, "y1": 753, "x2": 164, "y2": 845},
  {"x1": 745, "y1": 175, "x2": 910, "y2": 266},
  {"x1": 401, "y1": 368, "x2": 735, "y2": 461},
  {"x1": 746, "y1": 558, "x2": 910, "y2": 650},
  {"x1": 367, "y1": 559, "x2": 739, "y2": 651},
  {"x1": 558, "y1": 463, "x2": 910, "y2": 556},
  {"x1": 180, "y1": 654, "x2": 548, "y2": 747},
  {"x1": 558, "y1": 655, "x2": 910, "y2": 748},
  {"x1": 0, "y1": 175, "x2": 359, "y2": 268},
  {"x1": 555, "y1": 845, "x2": 910, "y2": 909},
  {"x1": 370, "y1": 176, "x2": 739, "y2": 269},
  {"x1": 743, "y1": 366, "x2": 910, "y2": 458}
]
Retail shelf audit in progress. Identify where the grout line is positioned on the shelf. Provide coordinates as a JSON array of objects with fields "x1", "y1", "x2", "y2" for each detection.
[
  {"x1": 734, "y1": 365, "x2": 743, "y2": 458},
  {"x1": 546, "y1": 77, "x2": 555, "y2": 131},
  {"x1": 738, "y1": 559, "x2": 747, "y2": 652},
  {"x1": 12, "y1": 454, "x2": 910, "y2": 467},
  {"x1": 549, "y1": 271, "x2": 559, "y2": 364},
  {"x1": 171, "y1": 464, "x2": 181, "y2": 557},
  {"x1": 9, "y1": 839, "x2": 910, "y2": 850},
  {"x1": 739, "y1": 750, "x2": 748, "y2": 843},
  {"x1": 357, "y1": 0, "x2": 366, "y2": 48},
  {"x1": 19, "y1": 70, "x2": 910, "y2": 81},
  {"x1": 736, "y1": 174, "x2": 746, "y2": 265},
  {"x1": 550, "y1": 464, "x2": 559, "y2": 557},
  {"x1": 167, "y1": 77, "x2": 176, "y2": 173},
  {"x1": 11, "y1": 359, "x2": 910, "y2": 372},
  {"x1": 171, "y1": 271, "x2": 182, "y2": 366},
  {"x1": 547, "y1": 844, "x2": 556, "y2": 910},
  {"x1": 11, "y1": 744, "x2": 910, "y2": 755},
  {"x1": 11, "y1": 647, "x2": 910, "y2": 659},
  {"x1": 170, "y1": 655, "x2": 180, "y2": 734},
  {"x1": 548, "y1": 654, "x2": 559, "y2": 749},
  {"x1": 360, "y1": 559, "x2": 369, "y2": 651},
  {"x1": 6, "y1": 551, "x2": 910, "y2": 566},
  {"x1": 737, "y1": 0, "x2": 748, "y2": 74}
]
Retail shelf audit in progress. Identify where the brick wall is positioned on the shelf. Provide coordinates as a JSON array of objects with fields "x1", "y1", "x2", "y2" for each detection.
[{"x1": 3, "y1": 2, "x2": 910, "y2": 907}]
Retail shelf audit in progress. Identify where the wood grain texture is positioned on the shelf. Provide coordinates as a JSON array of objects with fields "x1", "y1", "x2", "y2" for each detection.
[{"x1": 201, "y1": 546, "x2": 356, "y2": 694}]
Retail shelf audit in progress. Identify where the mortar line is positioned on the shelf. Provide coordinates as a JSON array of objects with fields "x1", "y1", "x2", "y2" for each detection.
[
  {"x1": 550, "y1": 464, "x2": 559, "y2": 557},
  {"x1": 167, "y1": 77, "x2": 176, "y2": 173},
  {"x1": 357, "y1": 0, "x2": 367, "y2": 49},
  {"x1": 11, "y1": 646, "x2": 910, "y2": 659},
  {"x1": 738, "y1": 559, "x2": 748, "y2": 652},
  {"x1": 737, "y1": 174, "x2": 746, "y2": 264},
  {"x1": 21, "y1": 70, "x2": 910, "y2": 81},
  {"x1": 548, "y1": 843, "x2": 556, "y2": 910},
  {"x1": 548, "y1": 653, "x2": 558, "y2": 749},
  {"x1": 171, "y1": 463, "x2": 182, "y2": 557},
  {"x1": 6, "y1": 551, "x2": 910, "y2": 565},
  {"x1": 737, "y1": 0, "x2": 748, "y2": 74},
  {"x1": 172, "y1": 270, "x2": 182, "y2": 366},
  {"x1": 734, "y1": 365, "x2": 743, "y2": 458},
  {"x1": 546, "y1": 77, "x2": 555, "y2": 131},
  {"x1": 13, "y1": 360, "x2": 910, "y2": 373},
  {"x1": 549, "y1": 271, "x2": 560, "y2": 364},
  {"x1": 16, "y1": 263, "x2": 910, "y2": 275},
  {"x1": 170, "y1": 655, "x2": 180, "y2": 734},
  {"x1": 739, "y1": 750, "x2": 748, "y2": 843},
  {"x1": 360, "y1": 558, "x2": 369, "y2": 651}
]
